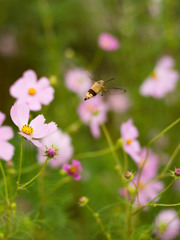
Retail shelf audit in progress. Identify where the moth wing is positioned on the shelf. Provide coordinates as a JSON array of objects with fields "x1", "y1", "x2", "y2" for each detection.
[{"x1": 106, "y1": 87, "x2": 126, "y2": 95}]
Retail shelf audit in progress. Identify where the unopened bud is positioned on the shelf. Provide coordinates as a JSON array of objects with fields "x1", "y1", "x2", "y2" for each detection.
[
  {"x1": 124, "y1": 171, "x2": 132, "y2": 179},
  {"x1": 79, "y1": 196, "x2": 89, "y2": 207},
  {"x1": 174, "y1": 168, "x2": 180, "y2": 176}
]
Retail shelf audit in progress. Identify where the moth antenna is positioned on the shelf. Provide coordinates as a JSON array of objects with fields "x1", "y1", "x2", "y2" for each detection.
[{"x1": 105, "y1": 77, "x2": 115, "y2": 83}]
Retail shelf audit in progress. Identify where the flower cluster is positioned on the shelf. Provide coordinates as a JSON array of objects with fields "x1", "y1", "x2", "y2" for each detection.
[{"x1": 119, "y1": 119, "x2": 164, "y2": 206}]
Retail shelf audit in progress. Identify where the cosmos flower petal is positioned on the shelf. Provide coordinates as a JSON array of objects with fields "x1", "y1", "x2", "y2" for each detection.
[
  {"x1": 0, "y1": 141, "x2": 14, "y2": 161},
  {"x1": 10, "y1": 101, "x2": 29, "y2": 129},
  {"x1": 31, "y1": 139, "x2": 44, "y2": 149},
  {"x1": 9, "y1": 78, "x2": 27, "y2": 99},
  {"x1": 0, "y1": 126, "x2": 13, "y2": 141},
  {"x1": 73, "y1": 173, "x2": 81, "y2": 180},
  {"x1": 0, "y1": 112, "x2": 6, "y2": 126},
  {"x1": 30, "y1": 114, "x2": 45, "y2": 133},
  {"x1": 32, "y1": 121, "x2": 57, "y2": 139},
  {"x1": 37, "y1": 129, "x2": 74, "y2": 168},
  {"x1": 28, "y1": 100, "x2": 42, "y2": 111},
  {"x1": 23, "y1": 70, "x2": 37, "y2": 87},
  {"x1": 121, "y1": 119, "x2": 139, "y2": 139}
]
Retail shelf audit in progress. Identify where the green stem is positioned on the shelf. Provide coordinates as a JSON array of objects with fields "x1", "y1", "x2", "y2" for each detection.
[
  {"x1": 148, "y1": 203, "x2": 180, "y2": 207},
  {"x1": 133, "y1": 179, "x2": 175, "y2": 215},
  {"x1": 138, "y1": 116, "x2": 180, "y2": 186},
  {"x1": 86, "y1": 204, "x2": 111, "y2": 240},
  {"x1": 0, "y1": 161, "x2": 9, "y2": 206},
  {"x1": 160, "y1": 143, "x2": 180, "y2": 177},
  {"x1": 101, "y1": 124, "x2": 122, "y2": 175},
  {"x1": 75, "y1": 143, "x2": 120, "y2": 159},
  {"x1": 148, "y1": 117, "x2": 180, "y2": 147},
  {"x1": 88, "y1": 49, "x2": 104, "y2": 71},
  {"x1": 17, "y1": 137, "x2": 23, "y2": 187},
  {"x1": 131, "y1": 180, "x2": 140, "y2": 207},
  {"x1": 19, "y1": 157, "x2": 49, "y2": 189},
  {"x1": 48, "y1": 176, "x2": 71, "y2": 195}
]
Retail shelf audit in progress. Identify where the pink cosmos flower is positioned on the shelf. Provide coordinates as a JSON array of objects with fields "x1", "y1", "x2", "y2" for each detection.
[
  {"x1": 10, "y1": 102, "x2": 57, "y2": 148},
  {"x1": 120, "y1": 119, "x2": 141, "y2": 162},
  {"x1": 154, "y1": 209, "x2": 180, "y2": 240},
  {"x1": 38, "y1": 129, "x2": 74, "y2": 168},
  {"x1": 121, "y1": 172, "x2": 164, "y2": 206},
  {"x1": 136, "y1": 147, "x2": 159, "y2": 179},
  {"x1": 106, "y1": 94, "x2": 130, "y2": 113},
  {"x1": 140, "y1": 56, "x2": 179, "y2": 98},
  {"x1": 77, "y1": 95, "x2": 107, "y2": 138},
  {"x1": 10, "y1": 70, "x2": 54, "y2": 111},
  {"x1": 62, "y1": 160, "x2": 82, "y2": 180},
  {"x1": 0, "y1": 112, "x2": 14, "y2": 161},
  {"x1": 65, "y1": 68, "x2": 92, "y2": 97},
  {"x1": 98, "y1": 33, "x2": 120, "y2": 51}
]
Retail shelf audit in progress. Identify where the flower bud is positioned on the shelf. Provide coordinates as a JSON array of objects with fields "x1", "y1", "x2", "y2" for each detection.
[
  {"x1": 124, "y1": 171, "x2": 132, "y2": 179},
  {"x1": 171, "y1": 168, "x2": 180, "y2": 179},
  {"x1": 45, "y1": 148, "x2": 56, "y2": 158},
  {"x1": 174, "y1": 168, "x2": 180, "y2": 176},
  {"x1": 79, "y1": 196, "x2": 89, "y2": 207}
]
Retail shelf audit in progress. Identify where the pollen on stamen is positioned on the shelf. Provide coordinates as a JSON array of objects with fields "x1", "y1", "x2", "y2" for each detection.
[
  {"x1": 69, "y1": 166, "x2": 77, "y2": 174},
  {"x1": 21, "y1": 124, "x2": 33, "y2": 135},
  {"x1": 28, "y1": 88, "x2": 36, "y2": 95},
  {"x1": 126, "y1": 139, "x2": 132, "y2": 144},
  {"x1": 150, "y1": 71, "x2": 157, "y2": 79}
]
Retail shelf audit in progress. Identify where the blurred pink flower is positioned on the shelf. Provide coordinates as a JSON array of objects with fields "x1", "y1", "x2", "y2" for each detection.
[
  {"x1": 62, "y1": 160, "x2": 82, "y2": 180},
  {"x1": 106, "y1": 94, "x2": 130, "y2": 113},
  {"x1": 10, "y1": 70, "x2": 54, "y2": 111},
  {"x1": 132, "y1": 173, "x2": 164, "y2": 206},
  {"x1": 154, "y1": 209, "x2": 180, "y2": 240},
  {"x1": 10, "y1": 102, "x2": 57, "y2": 148},
  {"x1": 0, "y1": 112, "x2": 14, "y2": 161},
  {"x1": 98, "y1": 33, "x2": 120, "y2": 51},
  {"x1": 38, "y1": 129, "x2": 74, "y2": 168},
  {"x1": 120, "y1": 119, "x2": 141, "y2": 162},
  {"x1": 77, "y1": 95, "x2": 107, "y2": 138},
  {"x1": 137, "y1": 148, "x2": 159, "y2": 179},
  {"x1": 0, "y1": 33, "x2": 17, "y2": 56},
  {"x1": 65, "y1": 68, "x2": 92, "y2": 97},
  {"x1": 140, "y1": 56, "x2": 179, "y2": 98}
]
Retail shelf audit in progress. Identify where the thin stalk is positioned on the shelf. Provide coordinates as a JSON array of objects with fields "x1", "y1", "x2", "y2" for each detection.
[
  {"x1": 101, "y1": 124, "x2": 122, "y2": 175},
  {"x1": 132, "y1": 179, "x2": 175, "y2": 215},
  {"x1": 75, "y1": 143, "x2": 120, "y2": 159},
  {"x1": 160, "y1": 143, "x2": 180, "y2": 177},
  {"x1": 19, "y1": 157, "x2": 49, "y2": 189},
  {"x1": 17, "y1": 137, "x2": 23, "y2": 187},
  {"x1": 86, "y1": 204, "x2": 111, "y2": 240},
  {"x1": 48, "y1": 176, "x2": 71, "y2": 195},
  {"x1": 0, "y1": 161, "x2": 9, "y2": 206},
  {"x1": 138, "y1": 116, "x2": 180, "y2": 186}
]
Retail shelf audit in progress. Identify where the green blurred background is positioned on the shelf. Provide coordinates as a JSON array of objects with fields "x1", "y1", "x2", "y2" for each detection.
[{"x1": 0, "y1": 0, "x2": 180, "y2": 239}]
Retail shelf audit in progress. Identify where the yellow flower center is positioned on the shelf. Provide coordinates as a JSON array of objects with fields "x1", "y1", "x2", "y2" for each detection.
[
  {"x1": 150, "y1": 71, "x2": 157, "y2": 79},
  {"x1": 28, "y1": 88, "x2": 36, "y2": 95},
  {"x1": 21, "y1": 124, "x2": 33, "y2": 135},
  {"x1": 138, "y1": 181, "x2": 144, "y2": 190},
  {"x1": 69, "y1": 166, "x2": 77, "y2": 174},
  {"x1": 126, "y1": 139, "x2": 132, "y2": 145}
]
